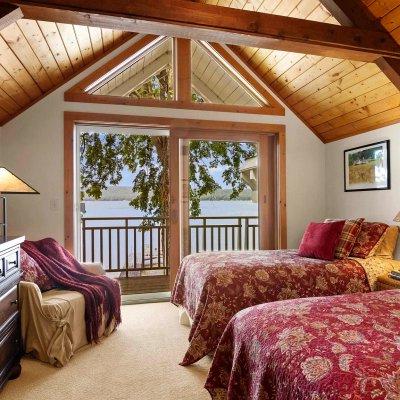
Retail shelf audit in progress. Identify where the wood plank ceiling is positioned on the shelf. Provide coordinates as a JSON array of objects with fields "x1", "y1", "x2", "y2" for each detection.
[
  {"x1": 0, "y1": 20, "x2": 130, "y2": 125},
  {"x1": 0, "y1": 1, "x2": 400, "y2": 142},
  {"x1": 199, "y1": 0, "x2": 400, "y2": 142}
]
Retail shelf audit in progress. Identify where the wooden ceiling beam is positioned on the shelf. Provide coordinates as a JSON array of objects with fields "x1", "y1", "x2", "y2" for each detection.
[
  {"x1": 320, "y1": 0, "x2": 400, "y2": 90},
  {"x1": 0, "y1": 4, "x2": 23, "y2": 30},
  {"x1": 3, "y1": 0, "x2": 400, "y2": 62}
]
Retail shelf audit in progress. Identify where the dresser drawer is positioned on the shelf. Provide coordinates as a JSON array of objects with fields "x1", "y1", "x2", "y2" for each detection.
[
  {"x1": 2, "y1": 249, "x2": 19, "y2": 276},
  {"x1": 0, "y1": 316, "x2": 19, "y2": 372},
  {"x1": 0, "y1": 286, "x2": 18, "y2": 328}
]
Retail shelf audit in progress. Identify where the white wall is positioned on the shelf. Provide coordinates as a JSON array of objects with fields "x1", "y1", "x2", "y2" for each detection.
[
  {"x1": 0, "y1": 36, "x2": 326, "y2": 249},
  {"x1": 326, "y1": 124, "x2": 400, "y2": 257}
]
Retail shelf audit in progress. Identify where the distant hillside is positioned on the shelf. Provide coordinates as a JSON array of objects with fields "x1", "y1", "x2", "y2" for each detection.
[{"x1": 83, "y1": 186, "x2": 253, "y2": 201}]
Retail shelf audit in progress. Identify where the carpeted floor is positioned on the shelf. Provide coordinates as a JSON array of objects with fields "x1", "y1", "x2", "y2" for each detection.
[{"x1": 2, "y1": 303, "x2": 211, "y2": 400}]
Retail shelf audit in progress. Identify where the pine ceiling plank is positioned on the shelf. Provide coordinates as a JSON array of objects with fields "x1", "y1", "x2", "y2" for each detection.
[
  {"x1": 0, "y1": 104, "x2": 11, "y2": 121},
  {"x1": 257, "y1": 0, "x2": 283, "y2": 14},
  {"x1": 308, "y1": 82, "x2": 398, "y2": 126},
  {"x1": 101, "y1": 28, "x2": 114, "y2": 51},
  {"x1": 264, "y1": 8, "x2": 337, "y2": 87},
  {"x1": 17, "y1": 20, "x2": 63, "y2": 86},
  {"x1": 0, "y1": 34, "x2": 42, "y2": 99},
  {"x1": 368, "y1": 0, "x2": 400, "y2": 18},
  {"x1": 0, "y1": 86, "x2": 20, "y2": 113},
  {"x1": 0, "y1": 23, "x2": 53, "y2": 92},
  {"x1": 297, "y1": 72, "x2": 391, "y2": 123},
  {"x1": 242, "y1": 0, "x2": 265, "y2": 11},
  {"x1": 271, "y1": 54, "x2": 321, "y2": 92},
  {"x1": 286, "y1": 60, "x2": 357, "y2": 106},
  {"x1": 280, "y1": 57, "x2": 344, "y2": 99},
  {"x1": 381, "y1": 5, "x2": 400, "y2": 32},
  {"x1": 321, "y1": 105, "x2": 400, "y2": 141},
  {"x1": 286, "y1": 60, "x2": 354, "y2": 106},
  {"x1": 57, "y1": 23, "x2": 83, "y2": 71},
  {"x1": 73, "y1": 25, "x2": 94, "y2": 64},
  {"x1": 89, "y1": 27, "x2": 103, "y2": 57},
  {"x1": 0, "y1": 64, "x2": 30, "y2": 106},
  {"x1": 293, "y1": 64, "x2": 383, "y2": 114},
  {"x1": 250, "y1": 0, "x2": 320, "y2": 78},
  {"x1": 315, "y1": 92, "x2": 400, "y2": 133},
  {"x1": 38, "y1": 21, "x2": 74, "y2": 77}
]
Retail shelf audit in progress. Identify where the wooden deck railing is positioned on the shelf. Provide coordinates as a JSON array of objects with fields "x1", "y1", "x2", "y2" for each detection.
[
  {"x1": 81, "y1": 215, "x2": 259, "y2": 275},
  {"x1": 188, "y1": 216, "x2": 259, "y2": 253}
]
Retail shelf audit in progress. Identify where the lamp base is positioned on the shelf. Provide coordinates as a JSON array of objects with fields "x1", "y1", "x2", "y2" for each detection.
[{"x1": 0, "y1": 196, "x2": 6, "y2": 239}]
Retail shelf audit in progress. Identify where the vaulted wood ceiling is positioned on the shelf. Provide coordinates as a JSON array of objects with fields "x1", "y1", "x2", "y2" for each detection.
[
  {"x1": 198, "y1": 0, "x2": 400, "y2": 142},
  {"x1": 0, "y1": 20, "x2": 130, "y2": 125},
  {"x1": 1, "y1": 0, "x2": 400, "y2": 143}
]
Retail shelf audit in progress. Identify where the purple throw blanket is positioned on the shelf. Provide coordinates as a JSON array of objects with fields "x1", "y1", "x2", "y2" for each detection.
[{"x1": 22, "y1": 238, "x2": 121, "y2": 343}]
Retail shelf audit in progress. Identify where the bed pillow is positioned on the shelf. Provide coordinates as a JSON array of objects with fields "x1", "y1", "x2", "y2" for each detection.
[
  {"x1": 368, "y1": 226, "x2": 399, "y2": 259},
  {"x1": 325, "y1": 218, "x2": 364, "y2": 259},
  {"x1": 350, "y1": 222, "x2": 389, "y2": 259},
  {"x1": 298, "y1": 220, "x2": 345, "y2": 261},
  {"x1": 20, "y1": 249, "x2": 55, "y2": 292}
]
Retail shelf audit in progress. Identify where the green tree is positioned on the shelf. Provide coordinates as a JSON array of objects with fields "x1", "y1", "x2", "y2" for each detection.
[{"x1": 80, "y1": 67, "x2": 256, "y2": 219}]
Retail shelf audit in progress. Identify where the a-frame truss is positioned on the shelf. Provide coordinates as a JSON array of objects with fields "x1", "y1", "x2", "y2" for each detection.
[{"x1": 65, "y1": 35, "x2": 285, "y2": 116}]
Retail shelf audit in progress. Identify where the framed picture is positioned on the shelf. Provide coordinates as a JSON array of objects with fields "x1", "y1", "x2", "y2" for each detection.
[{"x1": 344, "y1": 140, "x2": 390, "y2": 192}]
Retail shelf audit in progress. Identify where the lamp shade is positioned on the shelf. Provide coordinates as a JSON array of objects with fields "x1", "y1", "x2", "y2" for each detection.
[
  {"x1": 394, "y1": 212, "x2": 400, "y2": 222},
  {"x1": 0, "y1": 167, "x2": 39, "y2": 194}
]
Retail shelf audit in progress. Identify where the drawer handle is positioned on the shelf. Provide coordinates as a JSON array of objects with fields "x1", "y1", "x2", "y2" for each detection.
[
  {"x1": 8, "y1": 260, "x2": 17, "y2": 266},
  {"x1": 10, "y1": 299, "x2": 18, "y2": 305}
]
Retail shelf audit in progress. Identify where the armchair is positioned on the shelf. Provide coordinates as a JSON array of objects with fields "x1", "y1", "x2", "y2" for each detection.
[{"x1": 19, "y1": 262, "x2": 117, "y2": 367}]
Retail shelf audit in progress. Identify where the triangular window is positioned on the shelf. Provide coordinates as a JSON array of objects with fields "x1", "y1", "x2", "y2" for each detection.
[
  {"x1": 70, "y1": 35, "x2": 283, "y2": 114},
  {"x1": 89, "y1": 37, "x2": 174, "y2": 99},
  {"x1": 191, "y1": 41, "x2": 263, "y2": 107}
]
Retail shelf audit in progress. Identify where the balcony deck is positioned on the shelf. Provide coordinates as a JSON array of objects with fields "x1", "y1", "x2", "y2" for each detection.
[{"x1": 82, "y1": 215, "x2": 258, "y2": 295}]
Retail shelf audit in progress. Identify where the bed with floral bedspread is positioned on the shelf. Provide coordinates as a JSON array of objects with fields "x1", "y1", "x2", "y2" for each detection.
[
  {"x1": 171, "y1": 250, "x2": 371, "y2": 365},
  {"x1": 205, "y1": 289, "x2": 400, "y2": 400}
]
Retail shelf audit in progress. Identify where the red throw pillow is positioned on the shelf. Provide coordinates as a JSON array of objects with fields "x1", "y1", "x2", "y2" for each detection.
[
  {"x1": 350, "y1": 222, "x2": 389, "y2": 258},
  {"x1": 20, "y1": 249, "x2": 56, "y2": 292},
  {"x1": 298, "y1": 221, "x2": 346, "y2": 261}
]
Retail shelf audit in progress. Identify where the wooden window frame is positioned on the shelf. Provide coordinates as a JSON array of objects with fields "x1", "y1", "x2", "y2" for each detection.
[
  {"x1": 64, "y1": 35, "x2": 285, "y2": 116},
  {"x1": 64, "y1": 111, "x2": 286, "y2": 285}
]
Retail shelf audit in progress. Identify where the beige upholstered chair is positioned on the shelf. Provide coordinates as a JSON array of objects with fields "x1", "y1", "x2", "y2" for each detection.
[{"x1": 19, "y1": 262, "x2": 117, "y2": 367}]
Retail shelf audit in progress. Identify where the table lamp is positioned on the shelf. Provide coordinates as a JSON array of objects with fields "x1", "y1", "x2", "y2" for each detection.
[{"x1": 0, "y1": 167, "x2": 39, "y2": 238}]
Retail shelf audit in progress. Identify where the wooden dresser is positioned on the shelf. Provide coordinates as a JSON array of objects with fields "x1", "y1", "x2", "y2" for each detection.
[{"x1": 0, "y1": 236, "x2": 24, "y2": 390}]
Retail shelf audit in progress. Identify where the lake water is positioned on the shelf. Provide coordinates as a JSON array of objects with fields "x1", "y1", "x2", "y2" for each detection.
[
  {"x1": 83, "y1": 200, "x2": 258, "y2": 218},
  {"x1": 81, "y1": 200, "x2": 259, "y2": 269}
]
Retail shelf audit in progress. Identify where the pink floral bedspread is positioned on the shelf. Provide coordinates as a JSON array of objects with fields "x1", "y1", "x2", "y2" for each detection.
[
  {"x1": 171, "y1": 250, "x2": 370, "y2": 365},
  {"x1": 205, "y1": 290, "x2": 400, "y2": 400}
]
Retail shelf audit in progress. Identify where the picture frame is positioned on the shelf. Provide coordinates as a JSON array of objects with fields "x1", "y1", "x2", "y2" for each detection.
[{"x1": 344, "y1": 140, "x2": 390, "y2": 192}]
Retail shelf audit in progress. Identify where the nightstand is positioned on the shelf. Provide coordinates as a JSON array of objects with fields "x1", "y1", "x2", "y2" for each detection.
[{"x1": 376, "y1": 273, "x2": 400, "y2": 291}]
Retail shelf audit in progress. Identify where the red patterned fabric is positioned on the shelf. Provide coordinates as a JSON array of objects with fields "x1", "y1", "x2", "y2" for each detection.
[
  {"x1": 206, "y1": 290, "x2": 400, "y2": 400},
  {"x1": 350, "y1": 222, "x2": 388, "y2": 258},
  {"x1": 171, "y1": 250, "x2": 369, "y2": 365},
  {"x1": 298, "y1": 221, "x2": 345, "y2": 260},
  {"x1": 20, "y1": 249, "x2": 56, "y2": 292},
  {"x1": 22, "y1": 238, "x2": 121, "y2": 343},
  {"x1": 325, "y1": 218, "x2": 365, "y2": 259}
]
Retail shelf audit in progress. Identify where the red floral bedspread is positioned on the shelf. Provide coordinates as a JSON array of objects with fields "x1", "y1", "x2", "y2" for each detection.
[
  {"x1": 171, "y1": 250, "x2": 370, "y2": 365},
  {"x1": 205, "y1": 290, "x2": 400, "y2": 400}
]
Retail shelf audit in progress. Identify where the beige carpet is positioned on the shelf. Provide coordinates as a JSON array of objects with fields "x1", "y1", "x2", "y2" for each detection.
[{"x1": 2, "y1": 303, "x2": 211, "y2": 400}]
